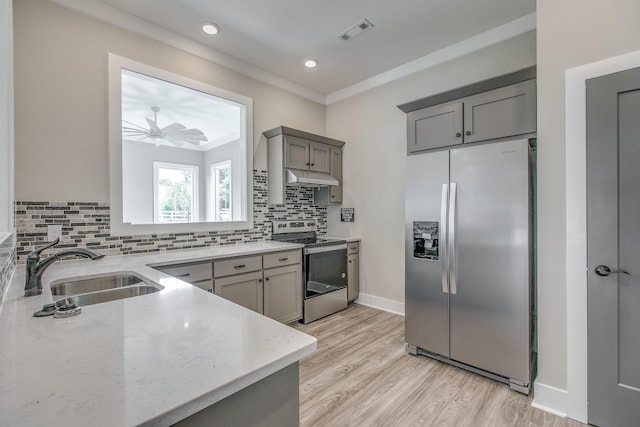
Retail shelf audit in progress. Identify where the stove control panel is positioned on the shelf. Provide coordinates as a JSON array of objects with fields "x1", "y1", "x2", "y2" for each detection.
[{"x1": 272, "y1": 220, "x2": 317, "y2": 233}]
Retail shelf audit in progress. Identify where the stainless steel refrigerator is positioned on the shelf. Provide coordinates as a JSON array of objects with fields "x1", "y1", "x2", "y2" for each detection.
[{"x1": 405, "y1": 138, "x2": 533, "y2": 393}]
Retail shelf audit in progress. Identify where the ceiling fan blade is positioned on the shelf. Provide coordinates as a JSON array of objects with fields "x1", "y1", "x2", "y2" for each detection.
[
  {"x1": 122, "y1": 120, "x2": 148, "y2": 131},
  {"x1": 145, "y1": 117, "x2": 161, "y2": 133},
  {"x1": 161, "y1": 122, "x2": 187, "y2": 134}
]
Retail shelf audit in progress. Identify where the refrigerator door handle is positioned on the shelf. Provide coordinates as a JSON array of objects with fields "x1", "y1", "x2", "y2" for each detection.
[
  {"x1": 440, "y1": 184, "x2": 449, "y2": 294},
  {"x1": 448, "y1": 182, "x2": 457, "y2": 294}
]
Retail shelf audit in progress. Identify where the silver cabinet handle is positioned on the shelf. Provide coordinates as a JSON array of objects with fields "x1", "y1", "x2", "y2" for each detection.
[
  {"x1": 448, "y1": 183, "x2": 457, "y2": 295},
  {"x1": 234, "y1": 264, "x2": 246, "y2": 269},
  {"x1": 440, "y1": 184, "x2": 449, "y2": 294},
  {"x1": 594, "y1": 265, "x2": 630, "y2": 277}
]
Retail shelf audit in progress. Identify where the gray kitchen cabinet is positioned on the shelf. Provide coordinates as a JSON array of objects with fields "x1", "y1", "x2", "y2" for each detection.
[
  {"x1": 156, "y1": 261, "x2": 214, "y2": 293},
  {"x1": 214, "y1": 255, "x2": 264, "y2": 313},
  {"x1": 462, "y1": 79, "x2": 536, "y2": 144},
  {"x1": 284, "y1": 135, "x2": 331, "y2": 173},
  {"x1": 347, "y1": 241, "x2": 360, "y2": 302},
  {"x1": 264, "y1": 263, "x2": 302, "y2": 324},
  {"x1": 264, "y1": 126, "x2": 346, "y2": 205},
  {"x1": 404, "y1": 77, "x2": 536, "y2": 153},
  {"x1": 407, "y1": 102, "x2": 463, "y2": 153},
  {"x1": 155, "y1": 249, "x2": 303, "y2": 323},
  {"x1": 215, "y1": 271, "x2": 264, "y2": 314},
  {"x1": 314, "y1": 146, "x2": 343, "y2": 205}
]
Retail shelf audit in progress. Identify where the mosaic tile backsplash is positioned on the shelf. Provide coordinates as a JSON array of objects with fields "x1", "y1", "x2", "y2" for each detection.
[
  {"x1": 0, "y1": 234, "x2": 16, "y2": 301},
  {"x1": 14, "y1": 170, "x2": 327, "y2": 263}
]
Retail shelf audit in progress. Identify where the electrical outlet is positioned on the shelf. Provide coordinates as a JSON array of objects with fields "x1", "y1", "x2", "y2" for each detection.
[{"x1": 47, "y1": 224, "x2": 62, "y2": 241}]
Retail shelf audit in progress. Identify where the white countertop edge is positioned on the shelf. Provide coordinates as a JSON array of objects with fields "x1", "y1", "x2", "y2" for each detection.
[
  {"x1": 146, "y1": 344, "x2": 315, "y2": 427},
  {"x1": 1, "y1": 241, "x2": 315, "y2": 426}
]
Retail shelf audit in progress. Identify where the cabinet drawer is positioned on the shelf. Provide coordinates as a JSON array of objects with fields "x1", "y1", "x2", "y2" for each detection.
[
  {"x1": 347, "y1": 242, "x2": 360, "y2": 255},
  {"x1": 191, "y1": 279, "x2": 214, "y2": 293},
  {"x1": 157, "y1": 262, "x2": 213, "y2": 283},
  {"x1": 263, "y1": 250, "x2": 301, "y2": 269},
  {"x1": 214, "y1": 255, "x2": 262, "y2": 278}
]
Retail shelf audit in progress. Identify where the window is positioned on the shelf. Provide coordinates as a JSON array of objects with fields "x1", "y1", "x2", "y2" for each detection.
[
  {"x1": 153, "y1": 162, "x2": 199, "y2": 223},
  {"x1": 212, "y1": 161, "x2": 232, "y2": 221},
  {"x1": 109, "y1": 54, "x2": 253, "y2": 236}
]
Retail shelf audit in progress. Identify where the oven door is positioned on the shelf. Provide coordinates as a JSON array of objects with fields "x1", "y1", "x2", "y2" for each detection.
[{"x1": 304, "y1": 245, "x2": 347, "y2": 298}]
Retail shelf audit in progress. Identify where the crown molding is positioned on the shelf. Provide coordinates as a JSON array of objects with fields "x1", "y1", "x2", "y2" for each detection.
[
  {"x1": 47, "y1": 0, "x2": 326, "y2": 104},
  {"x1": 325, "y1": 12, "x2": 537, "y2": 105},
  {"x1": 47, "y1": 1, "x2": 535, "y2": 106}
]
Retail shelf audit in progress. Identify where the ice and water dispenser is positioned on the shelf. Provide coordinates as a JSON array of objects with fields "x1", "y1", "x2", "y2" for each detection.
[{"x1": 413, "y1": 221, "x2": 439, "y2": 260}]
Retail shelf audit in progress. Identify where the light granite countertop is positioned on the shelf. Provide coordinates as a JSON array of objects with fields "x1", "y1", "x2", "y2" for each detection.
[{"x1": 0, "y1": 241, "x2": 316, "y2": 427}]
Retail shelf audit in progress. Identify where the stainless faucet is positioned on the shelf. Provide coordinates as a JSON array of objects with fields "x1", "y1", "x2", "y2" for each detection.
[{"x1": 24, "y1": 237, "x2": 105, "y2": 296}]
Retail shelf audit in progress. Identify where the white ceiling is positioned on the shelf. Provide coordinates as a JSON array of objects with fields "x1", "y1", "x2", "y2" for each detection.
[
  {"x1": 121, "y1": 69, "x2": 240, "y2": 151},
  {"x1": 52, "y1": 0, "x2": 536, "y2": 102}
]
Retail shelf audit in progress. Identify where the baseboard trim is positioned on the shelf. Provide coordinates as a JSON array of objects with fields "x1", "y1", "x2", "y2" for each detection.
[
  {"x1": 532, "y1": 381, "x2": 568, "y2": 418},
  {"x1": 355, "y1": 293, "x2": 405, "y2": 316}
]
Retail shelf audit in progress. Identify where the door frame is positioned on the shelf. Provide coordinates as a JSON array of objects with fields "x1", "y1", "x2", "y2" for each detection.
[{"x1": 561, "y1": 49, "x2": 640, "y2": 423}]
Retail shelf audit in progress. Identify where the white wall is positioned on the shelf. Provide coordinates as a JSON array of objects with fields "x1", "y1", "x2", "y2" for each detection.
[
  {"x1": 13, "y1": 0, "x2": 326, "y2": 202},
  {"x1": 325, "y1": 32, "x2": 536, "y2": 309},
  {"x1": 122, "y1": 140, "x2": 205, "y2": 224},
  {"x1": 534, "y1": 0, "x2": 640, "y2": 419},
  {"x1": 0, "y1": 0, "x2": 13, "y2": 235},
  {"x1": 204, "y1": 141, "x2": 243, "y2": 221}
]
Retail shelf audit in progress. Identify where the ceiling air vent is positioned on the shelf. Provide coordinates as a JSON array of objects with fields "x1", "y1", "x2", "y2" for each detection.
[{"x1": 337, "y1": 19, "x2": 374, "y2": 42}]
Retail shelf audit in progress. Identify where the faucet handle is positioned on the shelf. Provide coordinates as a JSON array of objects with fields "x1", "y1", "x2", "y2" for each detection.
[{"x1": 28, "y1": 237, "x2": 61, "y2": 259}]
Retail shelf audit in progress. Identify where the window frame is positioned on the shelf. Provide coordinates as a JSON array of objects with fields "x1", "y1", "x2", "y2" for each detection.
[
  {"x1": 211, "y1": 160, "x2": 232, "y2": 221},
  {"x1": 153, "y1": 161, "x2": 199, "y2": 224},
  {"x1": 108, "y1": 53, "x2": 253, "y2": 236}
]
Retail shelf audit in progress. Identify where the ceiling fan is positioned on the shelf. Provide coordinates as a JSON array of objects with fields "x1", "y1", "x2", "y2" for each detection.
[{"x1": 122, "y1": 106, "x2": 208, "y2": 147}]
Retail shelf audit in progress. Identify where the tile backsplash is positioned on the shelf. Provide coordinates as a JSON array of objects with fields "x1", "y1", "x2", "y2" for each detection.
[
  {"x1": 14, "y1": 170, "x2": 327, "y2": 263},
  {"x1": 0, "y1": 234, "x2": 16, "y2": 301}
]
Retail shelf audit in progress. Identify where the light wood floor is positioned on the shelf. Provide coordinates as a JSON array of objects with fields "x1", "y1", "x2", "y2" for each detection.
[{"x1": 293, "y1": 304, "x2": 586, "y2": 427}]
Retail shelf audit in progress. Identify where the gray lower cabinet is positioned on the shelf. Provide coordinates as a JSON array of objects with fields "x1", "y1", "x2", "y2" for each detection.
[
  {"x1": 264, "y1": 264, "x2": 302, "y2": 324},
  {"x1": 156, "y1": 250, "x2": 303, "y2": 323},
  {"x1": 406, "y1": 79, "x2": 536, "y2": 153},
  {"x1": 347, "y1": 242, "x2": 360, "y2": 302},
  {"x1": 156, "y1": 261, "x2": 214, "y2": 293},
  {"x1": 215, "y1": 271, "x2": 264, "y2": 313}
]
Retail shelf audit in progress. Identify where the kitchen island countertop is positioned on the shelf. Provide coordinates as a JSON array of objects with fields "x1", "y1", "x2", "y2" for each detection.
[{"x1": 0, "y1": 241, "x2": 316, "y2": 427}]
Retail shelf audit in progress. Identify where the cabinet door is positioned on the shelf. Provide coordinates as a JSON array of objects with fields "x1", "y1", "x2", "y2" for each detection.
[
  {"x1": 215, "y1": 271, "x2": 264, "y2": 314},
  {"x1": 329, "y1": 147, "x2": 343, "y2": 203},
  {"x1": 309, "y1": 142, "x2": 331, "y2": 173},
  {"x1": 463, "y1": 79, "x2": 536, "y2": 143},
  {"x1": 407, "y1": 102, "x2": 463, "y2": 153},
  {"x1": 347, "y1": 253, "x2": 359, "y2": 302},
  {"x1": 284, "y1": 135, "x2": 310, "y2": 170},
  {"x1": 263, "y1": 264, "x2": 302, "y2": 324}
]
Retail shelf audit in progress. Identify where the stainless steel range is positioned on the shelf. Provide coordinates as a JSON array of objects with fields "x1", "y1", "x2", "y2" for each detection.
[{"x1": 271, "y1": 220, "x2": 348, "y2": 323}]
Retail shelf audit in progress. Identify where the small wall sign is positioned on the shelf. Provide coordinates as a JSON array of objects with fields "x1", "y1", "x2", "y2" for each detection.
[{"x1": 341, "y1": 208, "x2": 355, "y2": 222}]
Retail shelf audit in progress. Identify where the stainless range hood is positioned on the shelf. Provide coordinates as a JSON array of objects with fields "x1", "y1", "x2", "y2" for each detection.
[{"x1": 286, "y1": 169, "x2": 339, "y2": 187}]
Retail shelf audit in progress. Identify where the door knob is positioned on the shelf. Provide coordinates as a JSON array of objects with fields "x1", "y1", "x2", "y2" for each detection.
[{"x1": 594, "y1": 265, "x2": 630, "y2": 277}]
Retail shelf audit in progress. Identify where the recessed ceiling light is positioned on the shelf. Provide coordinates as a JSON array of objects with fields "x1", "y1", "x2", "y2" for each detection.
[
  {"x1": 202, "y1": 23, "x2": 220, "y2": 35},
  {"x1": 304, "y1": 59, "x2": 318, "y2": 68}
]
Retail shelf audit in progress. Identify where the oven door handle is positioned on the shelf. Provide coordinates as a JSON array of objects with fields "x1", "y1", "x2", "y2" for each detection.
[{"x1": 304, "y1": 243, "x2": 348, "y2": 255}]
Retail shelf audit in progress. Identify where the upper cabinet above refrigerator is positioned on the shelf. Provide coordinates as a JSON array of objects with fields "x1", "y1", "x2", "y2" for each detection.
[{"x1": 400, "y1": 67, "x2": 537, "y2": 154}]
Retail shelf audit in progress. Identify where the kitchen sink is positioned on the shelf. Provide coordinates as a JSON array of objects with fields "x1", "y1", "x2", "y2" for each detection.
[
  {"x1": 50, "y1": 273, "x2": 147, "y2": 297},
  {"x1": 54, "y1": 285, "x2": 162, "y2": 308},
  {"x1": 50, "y1": 272, "x2": 164, "y2": 309}
]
